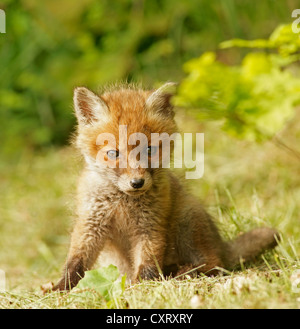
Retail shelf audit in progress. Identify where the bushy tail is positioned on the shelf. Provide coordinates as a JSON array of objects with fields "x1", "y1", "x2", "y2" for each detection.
[{"x1": 225, "y1": 227, "x2": 280, "y2": 269}]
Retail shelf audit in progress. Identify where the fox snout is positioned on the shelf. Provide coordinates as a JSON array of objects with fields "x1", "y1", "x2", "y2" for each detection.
[
  {"x1": 117, "y1": 171, "x2": 152, "y2": 196},
  {"x1": 130, "y1": 178, "x2": 145, "y2": 189}
]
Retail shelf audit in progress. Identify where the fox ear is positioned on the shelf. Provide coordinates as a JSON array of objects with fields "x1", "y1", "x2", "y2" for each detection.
[
  {"x1": 73, "y1": 87, "x2": 110, "y2": 125},
  {"x1": 145, "y1": 82, "x2": 177, "y2": 118}
]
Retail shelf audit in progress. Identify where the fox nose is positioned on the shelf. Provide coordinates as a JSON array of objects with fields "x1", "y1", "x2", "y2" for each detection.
[{"x1": 130, "y1": 178, "x2": 145, "y2": 189}]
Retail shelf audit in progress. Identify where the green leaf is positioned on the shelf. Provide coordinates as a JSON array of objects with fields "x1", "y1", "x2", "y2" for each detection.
[{"x1": 77, "y1": 265, "x2": 126, "y2": 301}]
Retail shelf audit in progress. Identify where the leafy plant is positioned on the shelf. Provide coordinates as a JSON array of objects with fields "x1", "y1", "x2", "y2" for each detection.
[
  {"x1": 76, "y1": 265, "x2": 126, "y2": 304},
  {"x1": 175, "y1": 24, "x2": 300, "y2": 146}
]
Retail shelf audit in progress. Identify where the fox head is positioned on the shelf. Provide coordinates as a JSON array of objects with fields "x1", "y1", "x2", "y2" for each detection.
[{"x1": 73, "y1": 83, "x2": 178, "y2": 196}]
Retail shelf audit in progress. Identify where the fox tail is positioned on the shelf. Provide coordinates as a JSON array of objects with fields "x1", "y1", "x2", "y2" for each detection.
[{"x1": 225, "y1": 227, "x2": 280, "y2": 269}]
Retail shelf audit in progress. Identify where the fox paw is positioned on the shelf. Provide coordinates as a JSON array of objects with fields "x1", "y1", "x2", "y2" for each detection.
[
  {"x1": 40, "y1": 282, "x2": 54, "y2": 294},
  {"x1": 137, "y1": 265, "x2": 160, "y2": 281}
]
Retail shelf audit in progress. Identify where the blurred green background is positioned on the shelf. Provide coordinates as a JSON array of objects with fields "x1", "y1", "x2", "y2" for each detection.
[{"x1": 0, "y1": 0, "x2": 298, "y2": 159}]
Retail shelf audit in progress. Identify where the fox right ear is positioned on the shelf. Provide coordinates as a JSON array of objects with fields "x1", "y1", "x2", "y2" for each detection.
[
  {"x1": 73, "y1": 87, "x2": 110, "y2": 125},
  {"x1": 145, "y1": 82, "x2": 177, "y2": 118}
]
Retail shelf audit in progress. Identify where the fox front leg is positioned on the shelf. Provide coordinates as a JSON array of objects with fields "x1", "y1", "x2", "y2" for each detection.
[
  {"x1": 52, "y1": 255, "x2": 85, "y2": 291},
  {"x1": 53, "y1": 219, "x2": 108, "y2": 291},
  {"x1": 134, "y1": 231, "x2": 166, "y2": 281}
]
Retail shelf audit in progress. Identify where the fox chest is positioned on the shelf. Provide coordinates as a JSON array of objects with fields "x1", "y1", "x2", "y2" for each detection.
[
  {"x1": 93, "y1": 197, "x2": 166, "y2": 279},
  {"x1": 93, "y1": 201, "x2": 145, "y2": 275}
]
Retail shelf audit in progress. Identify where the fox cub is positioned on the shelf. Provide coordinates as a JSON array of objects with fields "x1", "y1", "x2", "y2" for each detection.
[{"x1": 52, "y1": 83, "x2": 279, "y2": 291}]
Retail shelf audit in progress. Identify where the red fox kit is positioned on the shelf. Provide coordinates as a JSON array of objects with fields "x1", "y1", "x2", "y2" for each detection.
[{"x1": 52, "y1": 83, "x2": 279, "y2": 291}]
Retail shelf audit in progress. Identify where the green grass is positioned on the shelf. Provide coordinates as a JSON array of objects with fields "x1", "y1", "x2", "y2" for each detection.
[{"x1": 0, "y1": 112, "x2": 300, "y2": 309}]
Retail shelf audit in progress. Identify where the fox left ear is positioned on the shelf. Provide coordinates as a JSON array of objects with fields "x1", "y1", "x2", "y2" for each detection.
[
  {"x1": 73, "y1": 87, "x2": 110, "y2": 125},
  {"x1": 145, "y1": 82, "x2": 177, "y2": 118}
]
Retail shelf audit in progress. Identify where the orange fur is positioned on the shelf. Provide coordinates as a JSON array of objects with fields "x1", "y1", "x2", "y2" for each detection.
[{"x1": 51, "y1": 83, "x2": 279, "y2": 291}]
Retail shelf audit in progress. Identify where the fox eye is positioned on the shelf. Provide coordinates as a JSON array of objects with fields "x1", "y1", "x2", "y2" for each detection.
[
  {"x1": 107, "y1": 150, "x2": 119, "y2": 159},
  {"x1": 146, "y1": 146, "x2": 158, "y2": 157}
]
